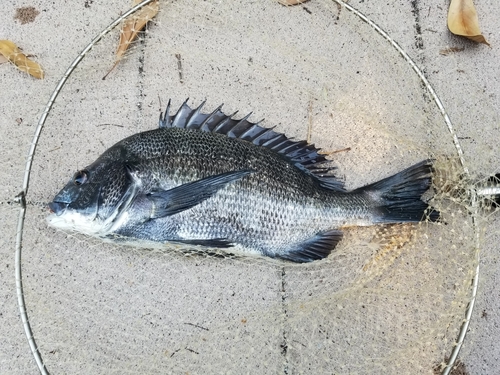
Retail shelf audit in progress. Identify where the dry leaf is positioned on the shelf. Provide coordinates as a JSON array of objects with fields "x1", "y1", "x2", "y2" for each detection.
[
  {"x1": 116, "y1": 0, "x2": 159, "y2": 61},
  {"x1": 448, "y1": 0, "x2": 490, "y2": 46},
  {"x1": 278, "y1": 0, "x2": 309, "y2": 5},
  {"x1": 104, "y1": 0, "x2": 159, "y2": 79},
  {"x1": 0, "y1": 40, "x2": 44, "y2": 79}
]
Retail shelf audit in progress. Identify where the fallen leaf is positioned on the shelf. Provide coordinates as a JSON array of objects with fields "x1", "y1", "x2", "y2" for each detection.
[
  {"x1": 103, "y1": 0, "x2": 159, "y2": 79},
  {"x1": 448, "y1": 0, "x2": 490, "y2": 46},
  {"x1": 0, "y1": 40, "x2": 44, "y2": 79},
  {"x1": 117, "y1": 0, "x2": 159, "y2": 61},
  {"x1": 278, "y1": 0, "x2": 309, "y2": 5}
]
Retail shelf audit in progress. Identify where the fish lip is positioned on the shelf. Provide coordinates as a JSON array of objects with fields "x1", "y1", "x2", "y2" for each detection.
[{"x1": 48, "y1": 201, "x2": 69, "y2": 216}]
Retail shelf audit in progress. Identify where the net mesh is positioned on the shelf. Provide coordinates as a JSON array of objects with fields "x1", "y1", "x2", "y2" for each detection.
[{"x1": 3, "y1": 0, "x2": 499, "y2": 374}]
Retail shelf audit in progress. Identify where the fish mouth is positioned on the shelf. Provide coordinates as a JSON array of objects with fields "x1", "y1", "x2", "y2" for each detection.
[{"x1": 48, "y1": 201, "x2": 69, "y2": 216}]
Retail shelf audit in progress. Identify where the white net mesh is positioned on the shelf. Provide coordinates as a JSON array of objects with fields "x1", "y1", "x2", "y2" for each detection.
[{"x1": 4, "y1": 0, "x2": 499, "y2": 374}]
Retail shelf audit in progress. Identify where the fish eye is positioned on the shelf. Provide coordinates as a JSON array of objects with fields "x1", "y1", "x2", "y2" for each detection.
[{"x1": 73, "y1": 170, "x2": 89, "y2": 186}]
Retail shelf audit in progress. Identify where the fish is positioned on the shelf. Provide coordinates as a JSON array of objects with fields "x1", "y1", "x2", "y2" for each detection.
[{"x1": 47, "y1": 99, "x2": 439, "y2": 263}]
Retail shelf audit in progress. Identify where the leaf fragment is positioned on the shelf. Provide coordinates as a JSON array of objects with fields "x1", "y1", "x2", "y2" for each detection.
[
  {"x1": 278, "y1": 0, "x2": 309, "y2": 5},
  {"x1": 448, "y1": 0, "x2": 490, "y2": 46},
  {"x1": 439, "y1": 47, "x2": 465, "y2": 56},
  {"x1": 104, "y1": 0, "x2": 159, "y2": 79},
  {"x1": 0, "y1": 40, "x2": 44, "y2": 79}
]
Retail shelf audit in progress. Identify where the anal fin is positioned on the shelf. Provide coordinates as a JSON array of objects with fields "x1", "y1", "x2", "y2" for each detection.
[{"x1": 279, "y1": 230, "x2": 343, "y2": 263}]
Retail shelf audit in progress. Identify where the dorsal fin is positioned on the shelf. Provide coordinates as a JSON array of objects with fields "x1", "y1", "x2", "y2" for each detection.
[{"x1": 159, "y1": 99, "x2": 345, "y2": 191}]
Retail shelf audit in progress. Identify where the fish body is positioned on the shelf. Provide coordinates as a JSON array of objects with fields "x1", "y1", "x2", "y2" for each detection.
[{"x1": 48, "y1": 100, "x2": 438, "y2": 262}]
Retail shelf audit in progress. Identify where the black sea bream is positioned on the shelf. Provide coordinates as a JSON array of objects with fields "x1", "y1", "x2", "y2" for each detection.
[{"x1": 47, "y1": 100, "x2": 438, "y2": 262}]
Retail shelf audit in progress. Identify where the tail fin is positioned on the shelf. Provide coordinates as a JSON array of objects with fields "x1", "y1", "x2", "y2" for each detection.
[{"x1": 361, "y1": 159, "x2": 439, "y2": 223}]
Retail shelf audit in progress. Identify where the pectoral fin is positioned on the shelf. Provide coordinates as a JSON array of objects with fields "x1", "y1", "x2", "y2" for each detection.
[{"x1": 148, "y1": 170, "x2": 253, "y2": 218}]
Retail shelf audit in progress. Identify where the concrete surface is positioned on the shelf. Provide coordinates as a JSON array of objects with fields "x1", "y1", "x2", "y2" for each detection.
[{"x1": 1, "y1": 0, "x2": 499, "y2": 374}]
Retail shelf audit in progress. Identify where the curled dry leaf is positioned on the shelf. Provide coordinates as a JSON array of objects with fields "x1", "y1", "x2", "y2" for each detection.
[
  {"x1": 448, "y1": 0, "x2": 490, "y2": 46},
  {"x1": 104, "y1": 0, "x2": 159, "y2": 79},
  {"x1": 278, "y1": 0, "x2": 309, "y2": 5},
  {"x1": 0, "y1": 40, "x2": 44, "y2": 79}
]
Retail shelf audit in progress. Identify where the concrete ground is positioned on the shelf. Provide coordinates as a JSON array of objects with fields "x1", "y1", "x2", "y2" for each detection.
[{"x1": 1, "y1": 0, "x2": 499, "y2": 374}]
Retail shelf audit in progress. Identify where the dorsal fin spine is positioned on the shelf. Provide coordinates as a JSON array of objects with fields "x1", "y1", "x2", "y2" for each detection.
[
  {"x1": 271, "y1": 140, "x2": 294, "y2": 152},
  {"x1": 228, "y1": 112, "x2": 253, "y2": 138},
  {"x1": 280, "y1": 141, "x2": 307, "y2": 155},
  {"x1": 171, "y1": 99, "x2": 191, "y2": 127},
  {"x1": 200, "y1": 104, "x2": 224, "y2": 131},
  {"x1": 251, "y1": 127, "x2": 276, "y2": 144},
  {"x1": 213, "y1": 111, "x2": 238, "y2": 133},
  {"x1": 239, "y1": 123, "x2": 260, "y2": 139},
  {"x1": 186, "y1": 100, "x2": 206, "y2": 128},
  {"x1": 262, "y1": 134, "x2": 286, "y2": 148},
  {"x1": 159, "y1": 99, "x2": 173, "y2": 128}
]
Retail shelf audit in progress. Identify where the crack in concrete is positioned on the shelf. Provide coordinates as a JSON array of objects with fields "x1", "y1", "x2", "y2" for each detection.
[
  {"x1": 1, "y1": 200, "x2": 48, "y2": 207},
  {"x1": 410, "y1": 0, "x2": 424, "y2": 51},
  {"x1": 281, "y1": 266, "x2": 289, "y2": 374}
]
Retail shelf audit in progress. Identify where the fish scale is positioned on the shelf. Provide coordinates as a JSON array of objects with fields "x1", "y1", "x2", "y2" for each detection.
[{"x1": 47, "y1": 99, "x2": 438, "y2": 262}]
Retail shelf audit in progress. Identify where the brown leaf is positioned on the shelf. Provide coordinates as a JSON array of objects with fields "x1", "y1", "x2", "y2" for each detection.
[
  {"x1": 0, "y1": 40, "x2": 44, "y2": 79},
  {"x1": 448, "y1": 0, "x2": 490, "y2": 46},
  {"x1": 116, "y1": 0, "x2": 159, "y2": 61},
  {"x1": 104, "y1": 0, "x2": 159, "y2": 79}
]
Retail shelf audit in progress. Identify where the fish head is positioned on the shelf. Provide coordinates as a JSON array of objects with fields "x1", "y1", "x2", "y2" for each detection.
[{"x1": 47, "y1": 147, "x2": 133, "y2": 236}]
